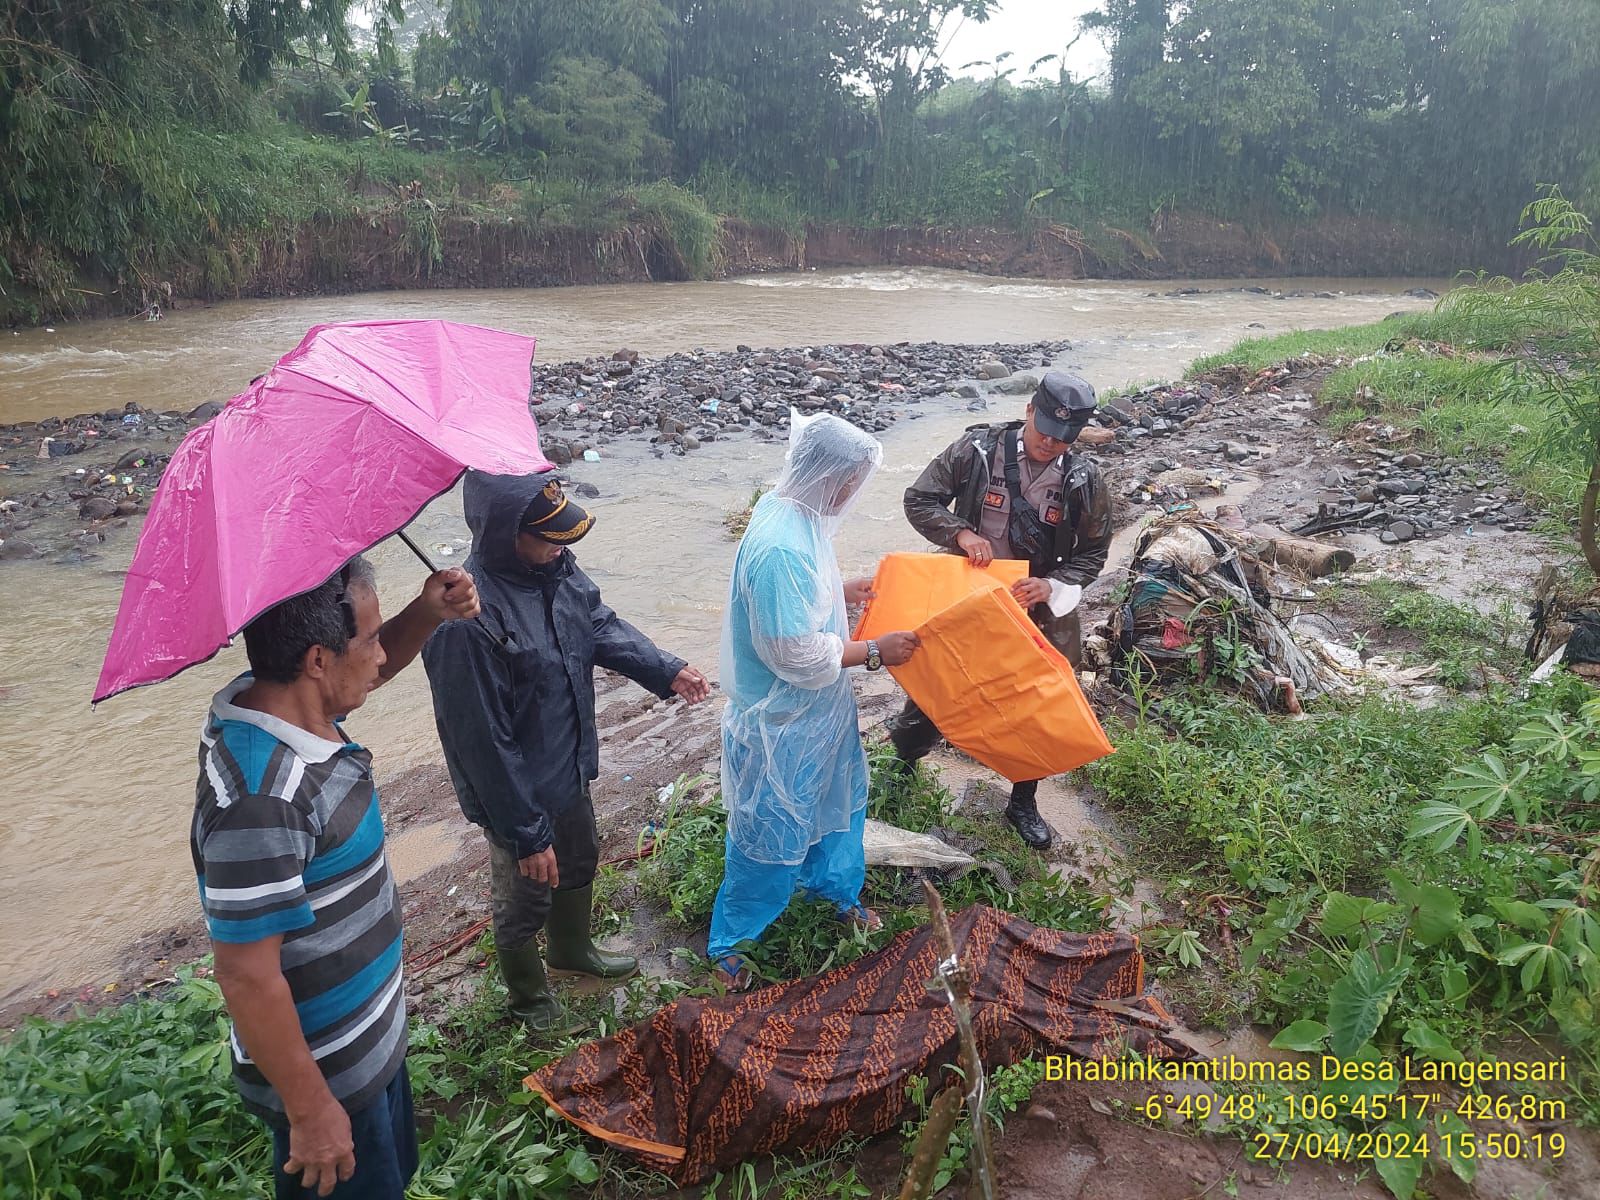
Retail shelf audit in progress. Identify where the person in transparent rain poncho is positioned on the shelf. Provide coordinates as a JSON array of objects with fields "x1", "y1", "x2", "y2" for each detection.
[{"x1": 709, "y1": 412, "x2": 921, "y2": 990}]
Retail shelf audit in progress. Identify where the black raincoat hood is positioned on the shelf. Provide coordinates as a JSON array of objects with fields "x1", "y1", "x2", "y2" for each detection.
[{"x1": 463, "y1": 468, "x2": 573, "y2": 583}]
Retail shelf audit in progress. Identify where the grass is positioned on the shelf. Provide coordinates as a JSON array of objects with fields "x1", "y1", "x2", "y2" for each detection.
[
  {"x1": 1353, "y1": 579, "x2": 1524, "y2": 688},
  {"x1": 638, "y1": 750, "x2": 1118, "y2": 987},
  {"x1": 724, "y1": 487, "x2": 771, "y2": 540},
  {"x1": 1318, "y1": 350, "x2": 1586, "y2": 516},
  {"x1": 1187, "y1": 318, "x2": 1423, "y2": 376},
  {"x1": 3, "y1": 755, "x2": 1098, "y2": 1200},
  {"x1": 1191, "y1": 287, "x2": 1591, "y2": 526},
  {"x1": 1085, "y1": 670, "x2": 1600, "y2": 1122},
  {"x1": 1089, "y1": 690, "x2": 1516, "y2": 897}
]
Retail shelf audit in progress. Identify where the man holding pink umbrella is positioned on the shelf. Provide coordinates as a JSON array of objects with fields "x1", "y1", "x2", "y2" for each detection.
[
  {"x1": 192, "y1": 556, "x2": 480, "y2": 1198},
  {"x1": 95, "y1": 320, "x2": 563, "y2": 1198}
]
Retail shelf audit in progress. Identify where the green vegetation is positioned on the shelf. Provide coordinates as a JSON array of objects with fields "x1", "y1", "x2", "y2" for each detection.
[
  {"x1": 1188, "y1": 320, "x2": 1423, "y2": 376},
  {"x1": 1354, "y1": 579, "x2": 1523, "y2": 690},
  {"x1": 638, "y1": 750, "x2": 1114, "y2": 987},
  {"x1": 7, "y1": 2, "x2": 1600, "y2": 320},
  {"x1": 1089, "y1": 656, "x2": 1600, "y2": 1195},
  {"x1": 1192, "y1": 194, "x2": 1600, "y2": 572},
  {"x1": 1, "y1": 762, "x2": 1102, "y2": 1200},
  {"x1": 0, "y1": 973, "x2": 269, "y2": 1198}
]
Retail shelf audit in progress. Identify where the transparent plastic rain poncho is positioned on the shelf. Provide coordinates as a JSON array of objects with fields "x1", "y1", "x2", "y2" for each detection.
[{"x1": 719, "y1": 412, "x2": 884, "y2": 866}]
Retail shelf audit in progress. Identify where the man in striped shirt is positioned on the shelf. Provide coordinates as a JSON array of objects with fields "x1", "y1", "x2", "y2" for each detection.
[{"x1": 191, "y1": 555, "x2": 478, "y2": 1199}]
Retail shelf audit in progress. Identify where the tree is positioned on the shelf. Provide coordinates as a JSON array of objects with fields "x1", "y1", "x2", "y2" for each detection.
[
  {"x1": 853, "y1": 1, "x2": 996, "y2": 149},
  {"x1": 443, "y1": 0, "x2": 670, "y2": 98},
  {"x1": 521, "y1": 57, "x2": 668, "y2": 182},
  {"x1": 655, "y1": 0, "x2": 865, "y2": 194},
  {"x1": 1081, "y1": 0, "x2": 1169, "y2": 102}
]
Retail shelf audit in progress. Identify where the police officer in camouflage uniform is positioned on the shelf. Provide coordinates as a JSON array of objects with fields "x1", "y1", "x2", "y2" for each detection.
[{"x1": 888, "y1": 371, "x2": 1112, "y2": 850}]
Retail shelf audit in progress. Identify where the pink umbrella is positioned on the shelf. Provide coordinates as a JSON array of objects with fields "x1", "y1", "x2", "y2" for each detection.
[{"x1": 94, "y1": 319, "x2": 551, "y2": 703}]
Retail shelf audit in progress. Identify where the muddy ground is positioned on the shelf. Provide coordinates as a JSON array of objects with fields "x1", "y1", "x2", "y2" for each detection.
[{"x1": 6, "y1": 352, "x2": 1591, "y2": 1198}]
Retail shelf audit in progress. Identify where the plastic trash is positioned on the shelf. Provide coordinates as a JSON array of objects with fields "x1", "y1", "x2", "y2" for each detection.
[
  {"x1": 699, "y1": 398, "x2": 720, "y2": 414},
  {"x1": 583, "y1": 449, "x2": 601, "y2": 462},
  {"x1": 861, "y1": 818, "x2": 974, "y2": 870}
]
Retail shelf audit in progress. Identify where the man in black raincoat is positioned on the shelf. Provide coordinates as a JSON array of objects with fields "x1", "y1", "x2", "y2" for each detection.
[
  {"x1": 889, "y1": 370, "x2": 1112, "y2": 851},
  {"x1": 422, "y1": 471, "x2": 708, "y2": 1030}
]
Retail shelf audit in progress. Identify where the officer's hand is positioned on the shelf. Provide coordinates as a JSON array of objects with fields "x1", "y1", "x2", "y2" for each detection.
[
  {"x1": 421, "y1": 568, "x2": 480, "y2": 623},
  {"x1": 878, "y1": 631, "x2": 920, "y2": 666},
  {"x1": 671, "y1": 666, "x2": 711, "y2": 704},
  {"x1": 518, "y1": 847, "x2": 559, "y2": 888},
  {"x1": 955, "y1": 530, "x2": 993, "y2": 567},
  {"x1": 1012, "y1": 578, "x2": 1052, "y2": 607}
]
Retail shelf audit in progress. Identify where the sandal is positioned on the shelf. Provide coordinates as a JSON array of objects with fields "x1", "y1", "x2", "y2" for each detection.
[
  {"x1": 837, "y1": 905, "x2": 883, "y2": 934},
  {"x1": 712, "y1": 954, "x2": 754, "y2": 993}
]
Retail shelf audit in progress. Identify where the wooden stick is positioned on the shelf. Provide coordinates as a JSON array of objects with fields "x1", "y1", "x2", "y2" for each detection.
[
  {"x1": 898, "y1": 1086, "x2": 965, "y2": 1200},
  {"x1": 920, "y1": 880, "x2": 998, "y2": 1200}
]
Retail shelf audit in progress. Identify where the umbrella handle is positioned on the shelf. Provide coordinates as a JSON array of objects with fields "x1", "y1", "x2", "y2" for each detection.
[
  {"x1": 397, "y1": 528, "x2": 441, "y2": 573},
  {"x1": 396, "y1": 528, "x2": 512, "y2": 650}
]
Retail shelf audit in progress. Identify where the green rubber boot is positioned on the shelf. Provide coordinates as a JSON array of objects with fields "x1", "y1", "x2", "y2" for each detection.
[
  {"x1": 498, "y1": 938, "x2": 563, "y2": 1032},
  {"x1": 544, "y1": 885, "x2": 638, "y2": 978}
]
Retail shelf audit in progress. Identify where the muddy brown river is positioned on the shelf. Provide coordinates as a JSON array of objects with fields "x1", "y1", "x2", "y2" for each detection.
[{"x1": 0, "y1": 270, "x2": 1443, "y2": 1002}]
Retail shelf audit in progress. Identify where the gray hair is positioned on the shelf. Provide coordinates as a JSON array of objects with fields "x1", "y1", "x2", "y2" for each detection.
[{"x1": 242, "y1": 556, "x2": 375, "y2": 684}]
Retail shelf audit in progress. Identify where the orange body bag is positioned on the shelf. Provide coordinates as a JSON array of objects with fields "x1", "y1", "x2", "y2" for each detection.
[{"x1": 856, "y1": 552, "x2": 1113, "y2": 782}]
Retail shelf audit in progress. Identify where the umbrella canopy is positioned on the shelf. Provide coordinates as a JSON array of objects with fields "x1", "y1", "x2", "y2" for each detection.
[{"x1": 94, "y1": 319, "x2": 551, "y2": 703}]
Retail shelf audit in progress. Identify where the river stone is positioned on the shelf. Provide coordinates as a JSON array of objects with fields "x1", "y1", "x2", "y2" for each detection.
[
  {"x1": 955, "y1": 383, "x2": 981, "y2": 399},
  {"x1": 114, "y1": 447, "x2": 152, "y2": 471},
  {"x1": 546, "y1": 442, "x2": 573, "y2": 466},
  {"x1": 188, "y1": 401, "x2": 223, "y2": 422},
  {"x1": 78, "y1": 496, "x2": 118, "y2": 522},
  {"x1": 993, "y1": 373, "x2": 1041, "y2": 396},
  {"x1": 1388, "y1": 520, "x2": 1417, "y2": 542},
  {"x1": 977, "y1": 360, "x2": 1009, "y2": 380},
  {"x1": 1376, "y1": 476, "x2": 1424, "y2": 496},
  {"x1": 0, "y1": 537, "x2": 41, "y2": 560},
  {"x1": 681, "y1": 434, "x2": 701, "y2": 451}
]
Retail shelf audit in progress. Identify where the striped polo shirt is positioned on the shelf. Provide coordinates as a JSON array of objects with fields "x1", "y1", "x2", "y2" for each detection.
[{"x1": 190, "y1": 676, "x2": 406, "y2": 1123}]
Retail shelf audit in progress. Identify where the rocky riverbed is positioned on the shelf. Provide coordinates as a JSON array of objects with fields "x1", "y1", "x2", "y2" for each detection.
[
  {"x1": 0, "y1": 336, "x2": 1539, "y2": 564},
  {"x1": 527, "y1": 339, "x2": 1070, "y2": 462},
  {"x1": 1087, "y1": 356, "x2": 1533, "y2": 543},
  {"x1": 0, "y1": 340, "x2": 1069, "y2": 561}
]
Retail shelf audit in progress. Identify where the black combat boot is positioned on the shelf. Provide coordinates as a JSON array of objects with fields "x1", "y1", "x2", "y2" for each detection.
[{"x1": 1003, "y1": 781, "x2": 1052, "y2": 851}]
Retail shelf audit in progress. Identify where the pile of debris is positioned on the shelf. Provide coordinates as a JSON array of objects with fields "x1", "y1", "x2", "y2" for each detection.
[
  {"x1": 529, "y1": 340, "x2": 1071, "y2": 462},
  {"x1": 1095, "y1": 512, "x2": 1354, "y2": 712},
  {"x1": 0, "y1": 402, "x2": 191, "y2": 560},
  {"x1": 1294, "y1": 444, "x2": 1530, "y2": 543}
]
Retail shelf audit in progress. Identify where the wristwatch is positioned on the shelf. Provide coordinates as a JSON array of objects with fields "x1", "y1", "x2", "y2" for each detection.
[{"x1": 866, "y1": 639, "x2": 883, "y2": 671}]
